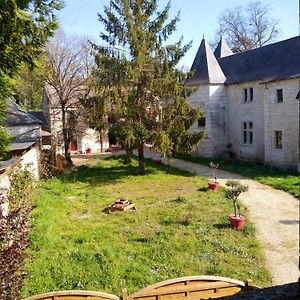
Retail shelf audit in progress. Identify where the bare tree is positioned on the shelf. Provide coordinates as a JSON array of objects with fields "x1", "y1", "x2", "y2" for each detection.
[
  {"x1": 214, "y1": 1, "x2": 279, "y2": 52},
  {"x1": 44, "y1": 33, "x2": 93, "y2": 162}
]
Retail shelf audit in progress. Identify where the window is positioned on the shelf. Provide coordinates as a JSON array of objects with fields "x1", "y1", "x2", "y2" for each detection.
[
  {"x1": 250, "y1": 87, "x2": 254, "y2": 101},
  {"x1": 276, "y1": 89, "x2": 283, "y2": 102},
  {"x1": 243, "y1": 88, "x2": 254, "y2": 102},
  {"x1": 275, "y1": 131, "x2": 283, "y2": 149},
  {"x1": 242, "y1": 122, "x2": 253, "y2": 145},
  {"x1": 244, "y1": 89, "x2": 248, "y2": 102},
  {"x1": 197, "y1": 117, "x2": 206, "y2": 127}
]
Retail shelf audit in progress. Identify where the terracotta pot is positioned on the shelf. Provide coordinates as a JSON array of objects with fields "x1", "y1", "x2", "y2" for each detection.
[
  {"x1": 224, "y1": 159, "x2": 233, "y2": 164},
  {"x1": 155, "y1": 159, "x2": 162, "y2": 165},
  {"x1": 229, "y1": 215, "x2": 245, "y2": 229},
  {"x1": 208, "y1": 182, "x2": 219, "y2": 191}
]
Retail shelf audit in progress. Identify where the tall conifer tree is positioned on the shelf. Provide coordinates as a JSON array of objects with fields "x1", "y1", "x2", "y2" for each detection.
[{"x1": 93, "y1": 0, "x2": 204, "y2": 174}]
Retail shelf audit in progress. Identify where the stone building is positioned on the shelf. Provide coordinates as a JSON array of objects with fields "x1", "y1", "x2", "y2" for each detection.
[
  {"x1": 187, "y1": 36, "x2": 300, "y2": 171},
  {"x1": 2, "y1": 98, "x2": 43, "y2": 179},
  {"x1": 42, "y1": 84, "x2": 109, "y2": 155}
]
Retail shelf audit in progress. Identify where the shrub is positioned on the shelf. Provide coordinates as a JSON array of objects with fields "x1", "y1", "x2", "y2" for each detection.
[{"x1": 0, "y1": 166, "x2": 35, "y2": 299}]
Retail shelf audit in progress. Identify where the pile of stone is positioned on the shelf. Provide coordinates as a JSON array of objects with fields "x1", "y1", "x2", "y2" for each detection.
[{"x1": 105, "y1": 198, "x2": 135, "y2": 213}]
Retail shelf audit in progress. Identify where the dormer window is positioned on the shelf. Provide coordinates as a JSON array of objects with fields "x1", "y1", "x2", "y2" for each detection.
[{"x1": 243, "y1": 88, "x2": 254, "y2": 102}]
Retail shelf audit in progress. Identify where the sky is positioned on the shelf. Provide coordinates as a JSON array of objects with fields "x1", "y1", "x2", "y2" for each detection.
[{"x1": 56, "y1": 0, "x2": 299, "y2": 69}]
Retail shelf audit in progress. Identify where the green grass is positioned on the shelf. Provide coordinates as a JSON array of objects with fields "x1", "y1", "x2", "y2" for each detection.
[
  {"x1": 177, "y1": 155, "x2": 300, "y2": 199},
  {"x1": 22, "y1": 156, "x2": 271, "y2": 297}
]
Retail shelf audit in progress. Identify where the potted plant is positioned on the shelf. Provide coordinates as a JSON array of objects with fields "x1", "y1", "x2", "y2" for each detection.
[
  {"x1": 225, "y1": 179, "x2": 248, "y2": 229},
  {"x1": 208, "y1": 162, "x2": 219, "y2": 191},
  {"x1": 155, "y1": 155, "x2": 163, "y2": 165}
]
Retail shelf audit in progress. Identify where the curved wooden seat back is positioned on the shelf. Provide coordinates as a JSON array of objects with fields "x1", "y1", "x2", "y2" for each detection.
[
  {"x1": 23, "y1": 290, "x2": 121, "y2": 300},
  {"x1": 125, "y1": 276, "x2": 258, "y2": 300}
]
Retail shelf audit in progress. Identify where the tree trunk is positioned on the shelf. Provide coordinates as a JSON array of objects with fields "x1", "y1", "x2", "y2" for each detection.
[
  {"x1": 61, "y1": 105, "x2": 72, "y2": 164},
  {"x1": 99, "y1": 129, "x2": 103, "y2": 152},
  {"x1": 138, "y1": 144, "x2": 146, "y2": 175}
]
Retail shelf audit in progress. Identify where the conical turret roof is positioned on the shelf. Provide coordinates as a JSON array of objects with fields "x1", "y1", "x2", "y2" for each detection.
[
  {"x1": 214, "y1": 37, "x2": 233, "y2": 58},
  {"x1": 187, "y1": 38, "x2": 226, "y2": 86}
]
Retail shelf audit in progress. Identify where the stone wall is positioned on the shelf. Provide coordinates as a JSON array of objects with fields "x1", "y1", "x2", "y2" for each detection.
[
  {"x1": 226, "y1": 81, "x2": 265, "y2": 162},
  {"x1": 188, "y1": 78, "x2": 299, "y2": 171},
  {"x1": 263, "y1": 78, "x2": 299, "y2": 171},
  {"x1": 189, "y1": 84, "x2": 226, "y2": 157}
]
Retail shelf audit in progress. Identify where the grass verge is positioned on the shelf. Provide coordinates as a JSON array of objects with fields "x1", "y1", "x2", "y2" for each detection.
[
  {"x1": 22, "y1": 156, "x2": 271, "y2": 297},
  {"x1": 176, "y1": 155, "x2": 299, "y2": 199}
]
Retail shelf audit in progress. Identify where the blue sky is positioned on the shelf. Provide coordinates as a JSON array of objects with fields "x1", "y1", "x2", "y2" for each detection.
[{"x1": 57, "y1": 0, "x2": 299, "y2": 69}]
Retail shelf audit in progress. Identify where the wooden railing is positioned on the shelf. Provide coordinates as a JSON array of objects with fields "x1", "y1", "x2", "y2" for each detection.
[
  {"x1": 23, "y1": 290, "x2": 121, "y2": 300},
  {"x1": 23, "y1": 276, "x2": 259, "y2": 300}
]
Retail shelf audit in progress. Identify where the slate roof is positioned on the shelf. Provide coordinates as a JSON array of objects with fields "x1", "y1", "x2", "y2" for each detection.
[
  {"x1": 187, "y1": 36, "x2": 300, "y2": 86},
  {"x1": 28, "y1": 111, "x2": 50, "y2": 132},
  {"x1": 187, "y1": 38, "x2": 226, "y2": 86},
  {"x1": 214, "y1": 37, "x2": 234, "y2": 59},
  {"x1": 10, "y1": 141, "x2": 36, "y2": 151},
  {"x1": 218, "y1": 36, "x2": 300, "y2": 85},
  {"x1": 5, "y1": 99, "x2": 43, "y2": 126},
  {"x1": 0, "y1": 157, "x2": 19, "y2": 173}
]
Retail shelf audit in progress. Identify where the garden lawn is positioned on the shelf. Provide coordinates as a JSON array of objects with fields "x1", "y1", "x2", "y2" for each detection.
[
  {"x1": 22, "y1": 156, "x2": 271, "y2": 297},
  {"x1": 177, "y1": 155, "x2": 300, "y2": 199}
]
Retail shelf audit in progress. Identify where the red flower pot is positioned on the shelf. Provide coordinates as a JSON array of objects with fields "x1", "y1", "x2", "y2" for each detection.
[
  {"x1": 208, "y1": 182, "x2": 219, "y2": 191},
  {"x1": 224, "y1": 159, "x2": 233, "y2": 164},
  {"x1": 155, "y1": 159, "x2": 162, "y2": 165},
  {"x1": 229, "y1": 215, "x2": 245, "y2": 229}
]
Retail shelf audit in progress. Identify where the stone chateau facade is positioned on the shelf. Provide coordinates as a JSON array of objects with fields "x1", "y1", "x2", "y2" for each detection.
[{"x1": 187, "y1": 36, "x2": 300, "y2": 171}]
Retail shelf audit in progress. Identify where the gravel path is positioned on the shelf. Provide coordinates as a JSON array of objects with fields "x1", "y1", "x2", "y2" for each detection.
[
  {"x1": 143, "y1": 150, "x2": 299, "y2": 286},
  {"x1": 73, "y1": 151, "x2": 299, "y2": 285}
]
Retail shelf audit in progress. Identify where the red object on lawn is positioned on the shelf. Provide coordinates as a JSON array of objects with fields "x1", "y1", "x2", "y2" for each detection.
[
  {"x1": 208, "y1": 182, "x2": 219, "y2": 191},
  {"x1": 86, "y1": 148, "x2": 91, "y2": 154},
  {"x1": 224, "y1": 159, "x2": 233, "y2": 164},
  {"x1": 155, "y1": 159, "x2": 162, "y2": 165},
  {"x1": 229, "y1": 215, "x2": 245, "y2": 229}
]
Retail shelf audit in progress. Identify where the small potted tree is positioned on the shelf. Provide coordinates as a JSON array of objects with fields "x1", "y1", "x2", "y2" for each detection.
[
  {"x1": 225, "y1": 179, "x2": 248, "y2": 228},
  {"x1": 208, "y1": 162, "x2": 219, "y2": 191}
]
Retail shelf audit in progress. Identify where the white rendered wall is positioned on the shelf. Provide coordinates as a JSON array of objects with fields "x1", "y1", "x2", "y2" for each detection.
[
  {"x1": 20, "y1": 146, "x2": 40, "y2": 179},
  {"x1": 80, "y1": 128, "x2": 109, "y2": 152}
]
